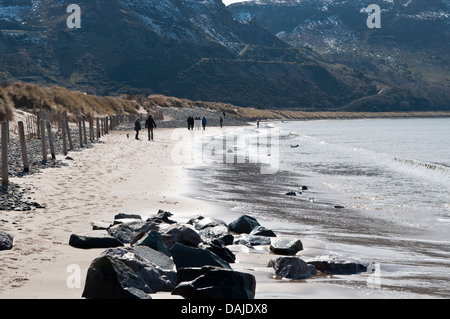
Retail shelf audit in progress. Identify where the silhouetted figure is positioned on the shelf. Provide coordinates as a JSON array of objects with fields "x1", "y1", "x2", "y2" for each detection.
[
  {"x1": 219, "y1": 116, "x2": 223, "y2": 128},
  {"x1": 134, "y1": 117, "x2": 141, "y2": 140},
  {"x1": 187, "y1": 116, "x2": 194, "y2": 130},
  {"x1": 145, "y1": 115, "x2": 157, "y2": 141}
]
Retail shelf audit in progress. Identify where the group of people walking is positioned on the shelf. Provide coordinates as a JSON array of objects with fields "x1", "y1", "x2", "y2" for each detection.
[
  {"x1": 134, "y1": 115, "x2": 156, "y2": 141},
  {"x1": 187, "y1": 116, "x2": 207, "y2": 130},
  {"x1": 134, "y1": 112, "x2": 233, "y2": 141}
]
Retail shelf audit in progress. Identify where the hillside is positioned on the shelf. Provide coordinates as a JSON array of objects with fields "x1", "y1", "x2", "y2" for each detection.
[
  {"x1": 0, "y1": 0, "x2": 448, "y2": 111},
  {"x1": 229, "y1": 0, "x2": 450, "y2": 110}
]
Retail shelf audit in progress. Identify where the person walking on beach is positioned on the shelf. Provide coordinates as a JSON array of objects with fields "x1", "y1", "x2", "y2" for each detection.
[
  {"x1": 220, "y1": 116, "x2": 223, "y2": 128},
  {"x1": 202, "y1": 116, "x2": 207, "y2": 130},
  {"x1": 188, "y1": 116, "x2": 194, "y2": 130},
  {"x1": 145, "y1": 115, "x2": 157, "y2": 141},
  {"x1": 134, "y1": 117, "x2": 141, "y2": 140}
]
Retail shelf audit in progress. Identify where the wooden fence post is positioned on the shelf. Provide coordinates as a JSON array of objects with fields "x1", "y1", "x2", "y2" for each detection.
[
  {"x1": 65, "y1": 112, "x2": 73, "y2": 150},
  {"x1": 46, "y1": 121, "x2": 56, "y2": 160},
  {"x1": 62, "y1": 115, "x2": 68, "y2": 156},
  {"x1": 40, "y1": 120, "x2": 47, "y2": 162},
  {"x1": 96, "y1": 118, "x2": 100, "y2": 139},
  {"x1": 18, "y1": 121, "x2": 29, "y2": 172},
  {"x1": 89, "y1": 117, "x2": 94, "y2": 142},
  {"x1": 1, "y1": 122, "x2": 8, "y2": 185},
  {"x1": 82, "y1": 117, "x2": 87, "y2": 145},
  {"x1": 79, "y1": 118, "x2": 84, "y2": 148},
  {"x1": 36, "y1": 111, "x2": 41, "y2": 139}
]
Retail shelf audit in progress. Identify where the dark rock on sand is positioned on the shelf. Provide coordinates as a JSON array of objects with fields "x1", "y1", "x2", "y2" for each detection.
[
  {"x1": 307, "y1": 260, "x2": 368, "y2": 275},
  {"x1": 90, "y1": 221, "x2": 112, "y2": 230},
  {"x1": 69, "y1": 234, "x2": 124, "y2": 249},
  {"x1": 170, "y1": 243, "x2": 231, "y2": 270},
  {"x1": 302, "y1": 186, "x2": 308, "y2": 191},
  {"x1": 160, "y1": 224, "x2": 202, "y2": 249},
  {"x1": 133, "y1": 245, "x2": 175, "y2": 271},
  {"x1": 285, "y1": 191, "x2": 297, "y2": 196},
  {"x1": 147, "y1": 209, "x2": 176, "y2": 224},
  {"x1": 107, "y1": 220, "x2": 146, "y2": 244},
  {"x1": 228, "y1": 214, "x2": 260, "y2": 234},
  {"x1": 130, "y1": 221, "x2": 161, "y2": 245},
  {"x1": 234, "y1": 234, "x2": 271, "y2": 247},
  {"x1": 102, "y1": 247, "x2": 176, "y2": 293},
  {"x1": 250, "y1": 226, "x2": 277, "y2": 237},
  {"x1": 82, "y1": 255, "x2": 151, "y2": 299},
  {"x1": 269, "y1": 237, "x2": 303, "y2": 255},
  {"x1": 0, "y1": 230, "x2": 13, "y2": 250},
  {"x1": 198, "y1": 224, "x2": 232, "y2": 244},
  {"x1": 269, "y1": 256, "x2": 316, "y2": 280},
  {"x1": 194, "y1": 217, "x2": 227, "y2": 230},
  {"x1": 133, "y1": 230, "x2": 171, "y2": 257},
  {"x1": 172, "y1": 266, "x2": 256, "y2": 299},
  {"x1": 114, "y1": 213, "x2": 142, "y2": 220},
  {"x1": 199, "y1": 239, "x2": 236, "y2": 263}
]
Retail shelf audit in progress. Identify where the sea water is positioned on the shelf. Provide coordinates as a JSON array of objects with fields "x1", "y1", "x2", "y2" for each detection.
[{"x1": 188, "y1": 117, "x2": 450, "y2": 298}]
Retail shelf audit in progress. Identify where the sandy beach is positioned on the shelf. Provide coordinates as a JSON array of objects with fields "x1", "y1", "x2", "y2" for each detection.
[{"x1": 0, "y1": 125, "x2": 395, "y2": 300}]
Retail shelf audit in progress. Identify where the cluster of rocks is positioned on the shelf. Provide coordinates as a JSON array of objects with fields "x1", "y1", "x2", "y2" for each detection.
[
  {"x1": 70, "y1": 210, "x2": 369, "y2": 299},
  {"x1": 0, "y1": 183, "x2": 45, "y2": 212},
  {"x1": 71, "y1": 211, "x2": 261, "y2": 299}
]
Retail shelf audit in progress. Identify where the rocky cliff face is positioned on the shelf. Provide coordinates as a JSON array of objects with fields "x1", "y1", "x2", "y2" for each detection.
[
  {"x1": 0, "y1": 0, "x2": 448, "y2": 110},
  {"x1": 229, "y1": 0, "x2": 450, "y2": 110}
]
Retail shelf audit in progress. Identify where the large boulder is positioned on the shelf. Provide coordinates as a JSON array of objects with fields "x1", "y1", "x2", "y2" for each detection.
[
  {"x1": 228, "y1": 215, "x2": 260, "y2": 234},
  {"x1": 160, "y1": 224, "x2": 202, "y2": 249},
  {"x1": 102, "y1": 247, "x2": 176, "y2": 293},
  {"x1": 269, "y1": 237, "x2": 303, "y2": 255},
  {"x1": 269, "y1": 257, "x2": 316, "y2": 280},
  {"x1": 107, "y1": 220, "x2": 146, "y2": 244},
  {"x1": 199, "y1": 239, "x2": 236, "y2": 263},
  {"x1": 199, "y1": 225, "x2": 233, "y2": 245},
  {"x1": 133, "y1": 230, "x2": 171, "y2": 257},
  {"x1": 69, "y1": 234, "x2": 124, "y2": 249},
  {"x1": 307, "y1": 260, "x2": 368, "y2": 275},
  {"x1": 170, "y1": 243, "x2": 231, "y2": 270},
  {"x1": 0, "y1": 230, "x2": 13, "y2": 251},
  {"x1": 82, "y1": 255, "x2": 151, "y2": 299},
  {"x1": 250, "y1": 226, "x2": 277, "y2": 237},
  {"x1": 172, "y1": 266, "x2": 256, "y2": 299},
  {"x1": 133, "y1": 246, "x2": 175, "y2": 271},
  {"x1": 194, "y1": 217, "x2": 227, "y2": 230},
  {"x1": 234, "y1": 234, "x2": 271, "y2": 248},
  {"x1": 130, "y1": 221, "x2": 161, "y2": 245}
]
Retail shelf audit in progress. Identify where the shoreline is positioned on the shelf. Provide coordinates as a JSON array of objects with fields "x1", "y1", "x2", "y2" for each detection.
[
  {"x1": 0, "y1": 126, "x2": 374, "y2": 299},
  {"x1": 0, "y1": 121, "x2": 443, "y2": 299}
]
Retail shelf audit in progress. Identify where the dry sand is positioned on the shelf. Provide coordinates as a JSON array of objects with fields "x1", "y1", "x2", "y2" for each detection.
[{"x1": 0, "y1": 127, "x2": 384, "y2": 299}]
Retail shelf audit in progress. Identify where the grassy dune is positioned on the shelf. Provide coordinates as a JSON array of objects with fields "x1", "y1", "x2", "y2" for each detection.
[
  {"x1": 0, "y1": 82, "x2": 141, "y2": 120},
  {"x1": 2, "y1": 82, "x2": 450, "y2": 123}
]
